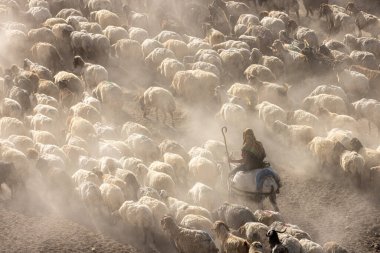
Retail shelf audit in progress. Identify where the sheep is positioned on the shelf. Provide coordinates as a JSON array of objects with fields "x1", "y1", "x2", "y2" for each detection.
[
  {"x1": 345, "y1": 3, "x2": 380, "y2": 38},
  {"x1": 302, "y1": 94, "x2": 347, "y2": 115},
  {"x1": 145, "y1": 170, "x2": 176, "y2": 196},
  {"x1": 317, "y1": 108, "x2": 358, "y2": 133},
  {"x1": 180, "y1": 214, "x2": 214, "y2": 237},
  {"x1": 194, "y1": 49, "x2": 223, "y2": 71},
  {"x1": 349, "y1": 65, "x2": 380, "y2": 97},
  {"x1": 99, "y1": 182, "x2": 124, "y2": 212},
  {"x1": 31, "y1": 130, "x2": 57, "y2": 145},
  {"x1": 8, "y1": 86, "x2": 32, "y2": 112},
  {"x1": 213, "y1": 220, "x2": 250, "y2": 253},
  {"x1": 73, "y1": 55, "x2": 108, "y2": 90},
  {"x1": 187, "y1": 182, "x2": 218, "y2": 211},
  {"x1": 212, "y1": 202, "x2": 256, "y2": 230},
  {"x1": 69, "y1": 102, "x2": 101, "y2": 124},
  {"x1": 126, "y1": 133, "x2": 159, "y2": 162},
  {"x1": 337, "y1": 69, "x2": 369, "y2": 99},
  {"x1": 1, "y1": 98, "x2": 23, "y2": 119},
  {"x1": 319, "y1": 4, "x2": 355, "y2": 34},
  {"x1": 350, "y1": 138, "x2": 380, "y2": 172},
  {"x1": 7, "y1": 135, "x2": 34, "y2": 155},
  {"x1": 159, "y1": 139, "x2": 189, "y2": 161},
  {"x1": 299, "y1": 239, "x2": 323, "y2": 253},
  {"x1": 37, "y1": 80, "x2": 59, "y2": 99},
  {"x1": 78, "y1": 181, "x2": 104, "y2": 212},
  {"x1": 267, "y1": 229, "x2": 289, "y2": 253},
  {"x1": 144, "y1": 47, "x2": 175, "y2": 68},
  {"x1": 308, "y1": 136, "x2": 336, "y2": 170},
  {"x1": 256, "y1": 101, "x2": 287, "y2": 126},
  {"x1": 344, "y1": 34, "x2": 380, "y2": 58},
  {"x1": 260, "y1": 16, "x2": 285, "y2": 39},
  {"x1": 216, "y1": 102, "x2": 247, "y2": 126},
  {"x1": 110, "y1": 39, "x2": 143, "y2": 66},
  {"x1": 54, "y1": 71, "x2": 84, "y2": 106},
  {"x1": 250, "y1": 49, "x2": 285, "y2": 79},
  {"x1": 92, "y1": 81, "x2": 123, "y2": 110},
  {"x1": 171, "y1": 69, "x2": 220, "y2": 103},
  {"x1": 244, "y1": 64, "x2": 276, "y2": 82},
  {"x1": 0, "y1": 117, "x2": 26, "y2": 138},
  {"x1": 163, "y1": 152, "x2": 188, "y2": 186},
  {"x1": 161, "y1": 215, "x2": 218, "y2": 253},
  {"x1": 238, "y1": 222, "x2": 270, "y2": 250},
  {"x1": 139, "y1": 86, "x2": 176, "y2": 126},
  {"x1": 249, "y1": 242, "x2": 264, "y2": 253},
  {"x1": 332, "y1": 141, "x2": 366, "y2": 186},
  {"x1": 308, "y1": 85, "x2": 349, "y2": 104},
  {"x1": 188, "y1": 156, "x2": 220, "y2": 188},
  {"x1": 191, "y1": 61, "x2": 221, "y2": 77},
  {"x1": 352, "y1": 98, "x2": 380, "y2": 128},
  {"x1": 103, "y1": 25, "x2": 128, "y2": 45},
  {"x1": 128, "y1": 27, "x2": 149, "y2": 44},
  {"x1": 33, "y1": 104, "x2": 59, "y2": 120},
  {"x1": 158, "y1": 58, "x2": 185, "y2": 83},
  {"x1": 116, "y1": 200, "x2": 154, "y2": 243},
  {"x1": 348, "y1": 50, "x2": 377, "y2": 70},
  {"x1": 323, "y1": 242, "x2": 349, "y2": 253},
  {"x1": 121, "y1": 121, "x2": 152, "y2": 139},
  {"x1": 27, "y1": 27, "x2": 56, "y2": 45},
  {"x1": 31, "y1": 42, "x2": 63, "y2": 73},
  {"x1": 35, "y1": 91, "x2": 59, "y2": 108},
  {"x1": 90, "y1": 10, "x2": 121, "y2": 29},
  {"x1": 203, "y1": 140, "x2": 226, "y2": 162},
  {"x1": 287, "y1": 109, "x2": 319, "y2": 129},
  {"x1": 253, "y1": 210, "x2": 284, "y2": 226}
]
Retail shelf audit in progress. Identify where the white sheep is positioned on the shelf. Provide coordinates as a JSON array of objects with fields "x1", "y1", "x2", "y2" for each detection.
[
  {"x1": 139, "y1": 86, "x2": 176, "y2": 126},
  {"x1": 188, "y1": 182, "x2": 217, "y2": 211},
  {"x1": 299, "y1": 239, "x2": 324, "y2": 253},
  {"x1": 158, "y1": 58, "x2": 185, "y2": 83},
  {"x1": 73, "y1": 55, "x2": 108, "y2": 90},
  {"x1": 128, "y1": 27, "x2": 149, "y2": 44},
  {"x1": 126, "y1": 133, "x2": 159, "y2": 162},
  {"x1": 0, "y1": 117, "x2": 26, "y2": 138},
  {"x1": 302, "y1": 94, "x2": 347, "y2": 115},
  {"x1": 72, "y1": 169, "x2": 102, "y2": 187},
  {"x1": 216, "y1": 102, "x2": 247, "y2": 126},
  {"x1": 145, "y1": 170, "x2": 176, "y2": 196},
  {"x1": 188, "y1": 156, "x2": 219, "y2": 187},
  {"x1": 256, "y1": 101, "x2": 287, "y2": 126},
  {"x1": 99, "y1": 182, "x2": 125, "y2": 212},
  {"x1": 338, "y1": 69, "x2": 369, "y2": 99},
  {"x1": 163, "y1": 152, "x2": 188, "y2": 185}
]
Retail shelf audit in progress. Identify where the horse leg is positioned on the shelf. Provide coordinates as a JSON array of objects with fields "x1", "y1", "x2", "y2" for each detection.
[
  {"x1": 257, "y1": 195, "x2": 264, "y2": 210},
  {"x1": 269, "y1": 193, "x2": 279, "y2": 212}
]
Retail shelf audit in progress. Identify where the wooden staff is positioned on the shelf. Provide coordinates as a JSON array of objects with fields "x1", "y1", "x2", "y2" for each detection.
[{"x1": 221, "y1": 126, "x2": 232, "y2": 171}]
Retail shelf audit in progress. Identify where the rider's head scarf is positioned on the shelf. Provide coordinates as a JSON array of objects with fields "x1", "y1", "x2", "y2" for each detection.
[{"x1": 243, "y1": 128, "x2": 265, "y2": 160}]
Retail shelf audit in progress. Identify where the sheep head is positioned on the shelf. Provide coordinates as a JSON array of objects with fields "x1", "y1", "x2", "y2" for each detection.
[
  {"x1": 266, "y1": 229, "x2": 281, "y2": 248},
  {"x1": 213, "y1": 220, "x2": 230, "y2": 239},
  {"x1": 272, "y1": 120, "x2": 287, "y2": 134},
  {"x1": 349, "y1": 137, "x2": 363, "y2": 153},
  {"x1": 161, "y1": 215, "x2": 177, "y2": 232},
  {"x1": 332, "y1": 141, "x2": 346, "y2": 162},
  {"x1": 345, "y1": 2, "x2": 358, "y2": 14},
  {"x1": 73, "y1": 56, "x2": 85, "y2": 70},
  {"x1": 250, "y1": 241, "x2": 264, "y2": 253}
]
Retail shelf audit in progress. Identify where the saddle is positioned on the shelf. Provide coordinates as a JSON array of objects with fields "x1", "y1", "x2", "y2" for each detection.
[{"x1": 231, "y1": 167, "x2": 279, "y2": 194}]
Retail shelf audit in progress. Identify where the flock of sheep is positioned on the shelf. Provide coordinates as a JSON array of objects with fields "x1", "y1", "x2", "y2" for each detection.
[{"x1": 0, "y1": 0, "x2": 379, "y2": 252}]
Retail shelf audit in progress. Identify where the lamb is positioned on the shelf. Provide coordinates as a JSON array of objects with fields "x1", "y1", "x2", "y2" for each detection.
[
  {"x1": 99, "y1": 182, "x2": 125, "y2": 212},
  {"x1": 116, "y1": 200, "x2": 154, "y2": 243},
  {"x1": 73, "y1": 55, "x2": 108, "y2": 90},
  {"x1": 139, "y1": 86, "x2": 176, "y2": 126},
  {"x1": 160, "y1": 215, "x2": 218, "y2": 253},
  {"x1": 299, "y1": 239, "x2": 323, "y2": 253},
  {"x1": 213, "y1": 221, "x2": 250, "y2": 253},
  {"x1": 212, "y1": 202, "x2": 256, "y2": 230}
]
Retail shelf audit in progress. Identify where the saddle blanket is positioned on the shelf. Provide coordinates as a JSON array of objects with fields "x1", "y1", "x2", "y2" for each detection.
[{"x1": 231, "y1": 167, "x2": 279, "y2": 194}]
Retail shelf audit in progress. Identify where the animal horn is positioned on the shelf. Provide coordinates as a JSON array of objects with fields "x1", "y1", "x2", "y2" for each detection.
[{"x1": 304, "y1": 39, "x2": 310, "y2": 47}]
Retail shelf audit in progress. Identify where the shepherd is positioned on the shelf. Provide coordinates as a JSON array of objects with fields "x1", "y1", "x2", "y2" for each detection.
[{"x1": 228, "y1": 128, "x2": 280, "y2": 193}]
